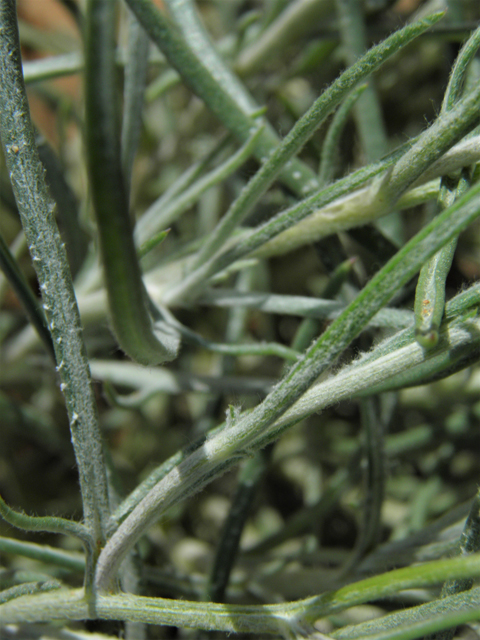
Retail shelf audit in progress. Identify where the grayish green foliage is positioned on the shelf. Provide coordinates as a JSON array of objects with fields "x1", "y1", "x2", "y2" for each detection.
[{"x1": 1, "y1": 0, "x2": 480, "y2": 638}]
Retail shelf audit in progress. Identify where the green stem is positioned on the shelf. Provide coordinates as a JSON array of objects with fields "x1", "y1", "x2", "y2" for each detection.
[
  {"x1": 84, "y1": 0, "x2": 179, "y2": 366},
  {"x1": 165, "y1": 312, "x2": 299, "y2": 361},
  {"x1": 95, "y1": 180, "x2": 480, "y2": 591},
  {"x1": 0, "y1": 0, "x2": 110, "y2": 558},
  {"x1": 443, "y1": 25, "x2": 480, "y2": 112},
  {"x1": 414, "y1": 170, "x2": 471, "y2": 348},
  {"x1": 22, "y1": 52, "x2": 83, "y2": 83},
  {"x1": 414, "y1": 26, "x2": 480, "y2": 349},
  {"x1": 331, "y1": 585, "x2": 480, "y2": 640},
  {"x1": 0, "y1": 581, "x2": 61, "y2": 605},
  {"x1": 0, "y1": 495, "x2": 92, "y2": 548},
  {"x1": 340, "y1": 397, "x2": 385, "y2": 575},
  {"x1": 378, "y1": 88, "x2": 480, "y2": 204},
  {"x1": 4, "y1": 554, "x2": 480, "y2": 632}
]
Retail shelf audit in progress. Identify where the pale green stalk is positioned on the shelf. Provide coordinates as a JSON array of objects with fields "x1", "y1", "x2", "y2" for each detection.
[
  {"x1": 0, "y1": 496, "x2": 92, "y2": 549},
  {"x1": 274, "y1": 313, "x2": 480, "y2": 434},
  {"x1": 395, "y1": 180, "x2": 440, "y2": 209},
  {"x1": 414, "y1": 170, "x2": 471, "y2": 348},
  {"x1": 95, "y1": 180, "x2": 480, "y2": 591},
  {"x1": 144, "y1": 67, "x2": 179, "y2": 102},
  {"x1": 177, "y1": 330, "x2": 299, "y2": 361},
  {"x1": 0, "y1": 494, "x2": 94, "y2": 592},
  {"x1": 378, "y1": 88, "x2": 480, "y2": 204},
  {"x1": 443, "y1": 25, "x2": 480, "y2": 112},
  {"x1": 4, "y1": 554, "x2": 480, "y2": 632},
  {"x1": 21, "y1": 49, "x2": 168, "y2": 85},
  {"x1": 254, "y1": 133, "x2": 480, "y2": 258},
  {"x1": 0, "y1": 0, "x2": 111, "y2": 563}
]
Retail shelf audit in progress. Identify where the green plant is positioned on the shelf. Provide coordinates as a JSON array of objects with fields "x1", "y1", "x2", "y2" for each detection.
[{"x1": 1, "y1": 0, "x2": 480, "y2": 638}]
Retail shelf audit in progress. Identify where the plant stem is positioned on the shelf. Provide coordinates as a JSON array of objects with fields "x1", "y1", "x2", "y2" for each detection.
[
  {"x1": 414, "y1": 170, "x2": 471, "y2": 348},
  {"x1": 0, "y1": 0, "x2": 111, "y2": 566},
  {"x1": 0, "y1": 581, "x2": 61, "y2": 605},
  {"x1": 0, "y1": 496, "x2": 92, "y2": 548},
  {"x1": 84, "y1": 0, "x2": 179, "y2": 366},
  {"x1": 95, "y1": 180, "x2": 480, "y2": 591},
  {"x1": 22, "y1": 52, "x2": 83, "y2": 83},
  {"x1": 5, "y1": 554, "x2": 480, "y2": 632},
  {"x1": 414, "y1": 26, "x2": 480, "y2": 349}
]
